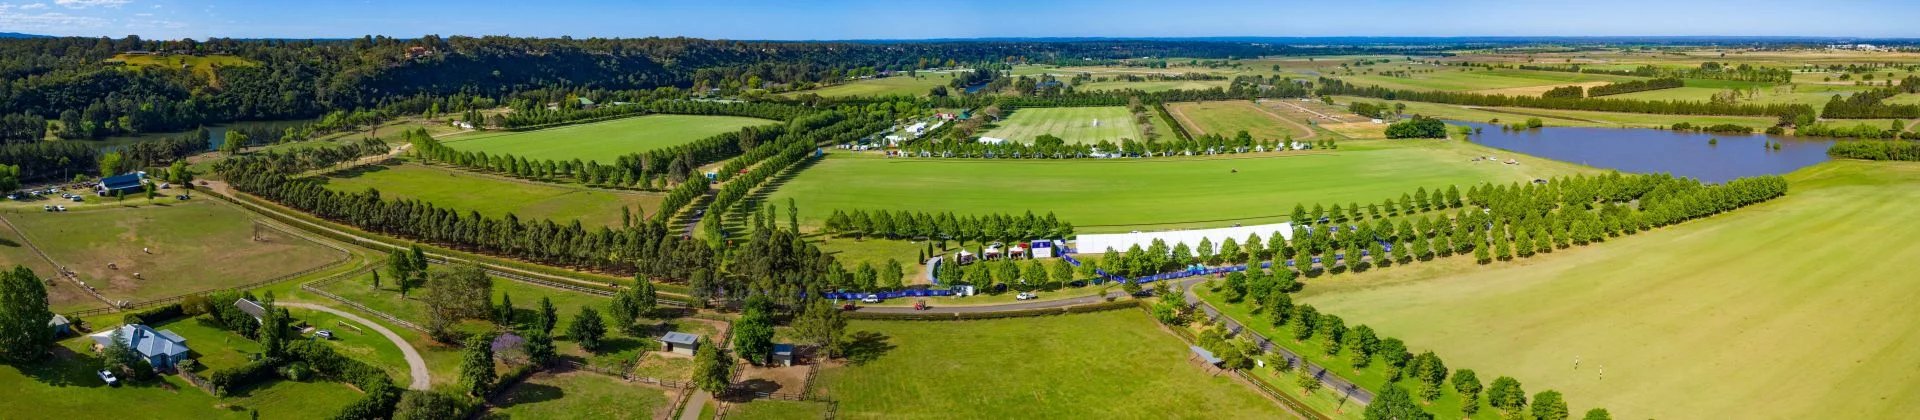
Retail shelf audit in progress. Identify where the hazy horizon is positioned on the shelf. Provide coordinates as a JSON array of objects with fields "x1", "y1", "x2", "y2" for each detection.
[{"x1": 3, "y1": 0, "x2": 1918, "y2": 41}]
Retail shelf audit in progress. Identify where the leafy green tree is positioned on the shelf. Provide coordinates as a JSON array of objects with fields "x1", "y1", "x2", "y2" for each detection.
[
  {"x1": 495, "y1": 293, "x2": 516, "y2": 326},
  {"x1": 567, "y1": 307, "x2": 607, "y2": 352},
  {"x1": 522, "y1": 329, "x2": 557, "y2": 366},
  {"x1": 1364, "y1": 385, "x2": 1432, "y2": 420},
  {"x1": 1582, "y1": 408, "x2": 1613, "y2": 420},
  {"x1": 1453, "y1": 369, "x2": 1483, "y2": 416},
  {"x1": 1489, "y1": 376, "x2": 1528, "y2": 414},
  {"x1": 1379, "y1": 338, "x2": 1412, "y2": 380},
  {"x1": 693, "y1": 343, "x2": 733, "y2": 394},
  {"x1": 537, "y1": 297, "x2": 559, "y2": 334},
  {"x1": 100, "y1": 328, "x2": 139, "y2": 373},
  {"x1": 733, "y1": 297, "x2": 776, "y2": 365},
  {"x1": 97, "y1": 152, "x2": 123, "y2": 177},
  {"x1": 1291, "y1": 305, "x2": 1318, "y2": 341},
  {"x1": 1532, "y1": 390, "x2": 1569, "y2": 420},
  {"x1": 793, "y1": 300, "x2": 847, "y2": 359},
  {"x1": 393, "y1": 390, "x2": 478, "y2": 420},
  {"x1": 1296, "y1": 366, "x2": 1322, "y2": 394},
  {"x1": 1345, "y1": 325, "x2": 1379, "y2": 368},
  {"x1": 460, "y1": 334, "x2": 497, "y2": 396},
  {"x1": 0, "y1": 266, "x2": 55, "y2": 362}
]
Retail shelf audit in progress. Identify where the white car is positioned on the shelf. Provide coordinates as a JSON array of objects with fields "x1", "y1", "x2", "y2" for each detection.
[
  {"x1": 860, "y1": 296, "x2": 880, "y2": 304},
  {"x1": 55, "y1": 205, "x2": 67, "y2": 212},
  {"x1": 1016, "y1": 292, "x2": 1037, "y2": 301},
  {"x1": 316, "y1": 330, "x2": 334, "y2": 340},
  {"x1": 97, "y1": 369, "x2": 119, "y2": 386}
]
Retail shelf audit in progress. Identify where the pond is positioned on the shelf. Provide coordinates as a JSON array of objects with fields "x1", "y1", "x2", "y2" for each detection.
[{"x1": 1449, "y1": 121, "x2": 1833, "y2": 183}]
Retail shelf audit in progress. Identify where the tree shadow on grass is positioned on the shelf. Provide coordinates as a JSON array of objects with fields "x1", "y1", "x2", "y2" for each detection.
[
  {"x1": 492, "y1": 381, "x2": 564, "y2": 409},
  {"x1": 17, "y1": 346, "x2": 103, "y2": 388},
  {"x1": 714, "y1": 378, "x2": 785, "y2": 403},
  {"x1": 841, "y1": 330, "x2": 894, "y2": 366}
]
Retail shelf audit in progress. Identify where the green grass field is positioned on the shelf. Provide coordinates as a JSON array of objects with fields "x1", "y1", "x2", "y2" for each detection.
[
  {"x1": 813, "y1": 310, "x2": 1288, "y2": 419},
  {"x1": 1293, "y1": 160, "x2": 1920, "y2": 419},
  {"x1": 1075, "y1": 79, "x2": 1231, "y2": 92},
  {"x1": 1167, "y1": 101, "x2": 1314, "y2": 140},
  {"x1": 2, "y1": 200, "x2": 343, "y2": 310},
  {"x1": 771, "y1": 140, "x2": 1593, "y2": 233},
  {"x1": 489, "y1": 370, "x2": 671, "y2": 419},
  {"x1": 796, "y1": 73, "x2": 960, "y2": 97},
  {"x1": 981, "y1": 106, "x2": 1144, "y2": 144},
  {"x1": 439, "y1": 114, "x2": 773, "y2": 162},
  {"x1": 321, "y1": 163, "x2": 659, "y2": 228},
  {"x1": 1329, "y1": 68, "x2": 1641, "y2": 92}
]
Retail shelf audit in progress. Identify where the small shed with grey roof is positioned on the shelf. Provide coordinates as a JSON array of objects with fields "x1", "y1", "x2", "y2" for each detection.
[{"x1": 659, "y1": 331, "x2": 700, "y2": 355}]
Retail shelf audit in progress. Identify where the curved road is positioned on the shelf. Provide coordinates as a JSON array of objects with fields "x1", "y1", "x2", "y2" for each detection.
[{"x1": 281, "y1": 302, "x2": 432, "y2": 390}]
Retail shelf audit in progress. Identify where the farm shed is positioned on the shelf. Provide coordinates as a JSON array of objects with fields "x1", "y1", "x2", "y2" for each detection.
[
  {"x1": 772, "y1": 343, "x2": 796, "y2": 366},
  {"x1": 660, "y1": 331, "x2": 700, "y2": 355},
  {"x1": 96, "y1": 172, "x2": 147, "y2": 196}
]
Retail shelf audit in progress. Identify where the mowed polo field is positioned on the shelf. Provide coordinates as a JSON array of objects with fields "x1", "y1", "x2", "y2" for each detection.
[
  {"x1": 809, "y1": 310, "x2": 1289, "y2": 419},
  {"x1": 773, "y1": 139, "x2": 1593, "y2": 232},
  {"x1": 980, "y1": 106, "x2": 1145, "y2": 144},
  {"x1": 1293, "y1": 161, "x2": 1920, "y2": 419},
  {"x1": 321, "y1": 163, "x2": 660, "y2": 228},
  {"x1": 437, "y1": 114, "x2": 773, "y2": 162},
  {"x1": 0, "y1": 200, "x2": 344, "y2": 311}
]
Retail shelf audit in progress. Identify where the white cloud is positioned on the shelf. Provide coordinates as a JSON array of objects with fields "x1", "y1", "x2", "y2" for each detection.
[
  {"x1": 0, "y1": 9, "x2": 109, "y2": 32},
  {"x1": 19, "y1": 3, "x2": 47, "y2": 9},
  {"x1": 54, "y1": 0, "x2": 129, "y2": 9}
]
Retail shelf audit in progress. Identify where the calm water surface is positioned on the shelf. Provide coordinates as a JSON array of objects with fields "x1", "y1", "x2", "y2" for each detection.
[{"x1": 1450, "y1": 121, "x2": 1833, "y2": 183}]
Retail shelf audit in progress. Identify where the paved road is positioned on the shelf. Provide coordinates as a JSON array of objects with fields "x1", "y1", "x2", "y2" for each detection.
[
  {"x1": 679, "y1": 391, "x2": 712, "y2": 420},
  {"x1": 280, "y1": 302, "x2": 432, "y2": 390}
]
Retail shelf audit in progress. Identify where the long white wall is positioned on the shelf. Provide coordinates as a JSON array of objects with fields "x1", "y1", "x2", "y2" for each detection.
[{"x1": 1074, "y1": 222, "x2": 1293, "y2": 254}]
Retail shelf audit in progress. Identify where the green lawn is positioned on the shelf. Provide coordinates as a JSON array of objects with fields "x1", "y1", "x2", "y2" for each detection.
[
  {"x1": 0, "y1": 328, "x2": 360, "y2": 419},
  {"x1": 981, "y1": 106, "x2": 1145, "y2": 144},
  {"x1": 321, "y1": 163, "x2": 659, "y2": 228},
  {"x1": 771, "y1": 140, "x2": 1594, "y2": 233},
  {"x1": 2, "y1": 200, "x2": 344, "y2": 308},
  {"x1": 488, "y1": 370, "x2": 671, "y2": 419},
  {"x1": 439, "y1": 114, "x2": 774, "y2": 162},
  {"x1": 1294, "y1": 160, "x2": 1920, "y2": 419},
  {"x1": 724, "y1": 399, "x2": 832, "y2": 420},
  {"x1": 1168, "y1": 100, "x2": 1314, "y2": 140},
  {"x1": 795, "y1": 73, "x2": 960, "y2": 97},
  {"x1": 813, "y1": 310, "x2": 1288, "y2": 419}
]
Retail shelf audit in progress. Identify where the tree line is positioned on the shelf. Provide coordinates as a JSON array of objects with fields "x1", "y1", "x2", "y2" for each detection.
[
  {"x1": 213, "y1": 138, "x2": 390, "y2": 175},
  {"x1": 1586, "y1": 77, "x2": 1684, "y2": 97},
  {"x1": 1828, "y1": 140, "x2": 1920, "y2": 160},
  {"x1": 1819, "y1": 83, "x2": 1920, "y2": 119},
  {"x1": 699, "y1": 114, "x2": 890, "y2": 241},
  {"x1": 1317, "y1": 77, "x2": 1813, "y2": 118}
]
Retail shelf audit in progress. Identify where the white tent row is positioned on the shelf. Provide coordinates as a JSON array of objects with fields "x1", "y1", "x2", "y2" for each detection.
[{"x1": 1074, "y1": 222, "x2": 1294, "y2": 254}]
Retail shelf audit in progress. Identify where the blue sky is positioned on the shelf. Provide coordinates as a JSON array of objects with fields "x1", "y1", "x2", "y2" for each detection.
[{"x1": 3, "y1": 0, "x2": 1917, "y2": 40}]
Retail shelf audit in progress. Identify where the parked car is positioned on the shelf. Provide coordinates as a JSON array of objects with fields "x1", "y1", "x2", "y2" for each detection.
[
  {"x1": 97, "y1": 369, "x2": 119, "y2": 386},
  {"x1": 860, "y1": 295, "x2": 880, "y2": 304},
  {"x1": 55, "y1": 205, "x2": 67, "y2": 212},
  {"x1": 840, "y1": 303, "x2": 856, "y2": 311},
  {"x1": 913, "y1": 300, "x2": 928, "y2": 311},
  {"x1": 1016, "y1": 292, "x2": 1037, "y2": 301},
  {"x1": 315, "y1": 330, "x2": 334, "y2": 340},
  {"x1": 42, "y1": 205, "x2": 52, "y2": 212}
]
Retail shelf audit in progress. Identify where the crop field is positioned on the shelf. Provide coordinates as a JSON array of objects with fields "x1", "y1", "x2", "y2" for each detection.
[
  {"x1": 980, "y1": 106, "x2": 1144, "y2": 144},
  {"x1": 1075, "y1": 79, "x2": 1231, "y2": 92},
  {"x1": 811, "y1": 310, "x2": 1288, "y2": 419},
  {"x1": 321, "y1": 163, "x2": 659, "y2": 228},
  {"x1": 1469, "y1": 80, "x2": 1613, "y2": 96},
  {"x1": 796, "y1": 73, "x2": 962, "y2": 98},
  {"x1": 438, "y1": 114, "x2": 773, "y2": 162},
  {"x1": 1293, "y1": 161, "x2": 1920, "y2": 419},
  {"x1": 490, "y1": 371, "x2": 671, "y2": 419},
  {"x1": 771, "y1": 140, "x2": 1593, "y2": 233},
  {"x1": 1, "y1": 200, "x2": 343, "y2": 309},
  {"x1": 1167, "y1": 101, "x2": 1315, "y2": 140},
  {"x1": 1327, "y1": 68, "x2": 1642, "y2": 92}
]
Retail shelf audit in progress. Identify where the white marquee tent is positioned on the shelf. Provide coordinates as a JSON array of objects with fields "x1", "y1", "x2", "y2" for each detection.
[{"x1": 1074, "y1": 222, "x2": 1294, "y2": 254}]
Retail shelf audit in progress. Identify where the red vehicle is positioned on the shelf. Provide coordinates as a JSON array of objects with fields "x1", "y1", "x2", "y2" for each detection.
[
  {"x1": 913, "y1": 300, "x2": 929, "y2": 311},
  {"x1": 841, "y1": 303, "x2": 856, "y2": 311}
]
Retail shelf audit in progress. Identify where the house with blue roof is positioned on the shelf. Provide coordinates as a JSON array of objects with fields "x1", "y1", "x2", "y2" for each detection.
[
  {"x1": 659, "y1": 331, "x2": 700, "y2": 355},
  {"x1": 95, "y1": 172, "x2": 147, "y2": 196},
  {"x1": 88, "y1": 323, "x2": 191, "y2": 370}
]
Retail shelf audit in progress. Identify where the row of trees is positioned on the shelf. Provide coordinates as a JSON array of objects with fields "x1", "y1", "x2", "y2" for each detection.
[
  {"x1": 1828, "y1": 140, "x2": 1920, "y2": 161},
  {"x1": 1586, "y1": 77, "x2": 1685, "y2": 97},
  {"x1": 697, "y1": 114, "x2": 891, "y2": 240},
  {"x1": 822, "y1": 209, "x2": 1073, "y2": 242},
  {"x1": 1317, "y1": 77, "x2": 1814, "y2": 118},
  {"x1": 907, "y1": 130, "x2": 1303, "y2": 160},
  {"x1": 1511, "y1": 62, "x2": 1793, "y2": 83},
  {"x1": 1819, "y1": 84, "x2": 1920, "y2": 119},
  {"x1": 213, "y1": 138, "x2": 390, "y2": 175},
  {"x1": 500, "y1": 98, "x2": 811, "y2": 129}
]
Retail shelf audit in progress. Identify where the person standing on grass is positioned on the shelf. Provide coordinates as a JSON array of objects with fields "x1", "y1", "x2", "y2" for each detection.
[{"x1": 1574, "y1": 355, "x2": 1580, "y2": 370}]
